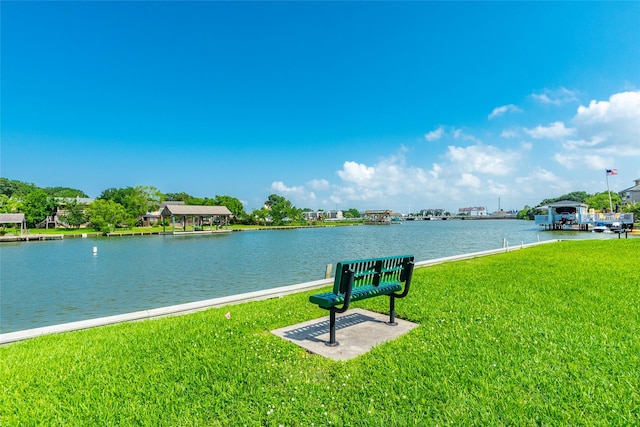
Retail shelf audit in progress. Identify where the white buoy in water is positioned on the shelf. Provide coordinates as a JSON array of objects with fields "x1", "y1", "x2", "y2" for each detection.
[{"x1": 93, "y1": 246, "x2": 98, "y2": 255}]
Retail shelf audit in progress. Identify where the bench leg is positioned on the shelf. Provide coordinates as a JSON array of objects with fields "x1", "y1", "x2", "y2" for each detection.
[
  {"x1": 387, "y1": 295, "x2": 398, "y2": 326},
  {"x1": 326, "y1": 309, "x2": 339, "y2": 347}
]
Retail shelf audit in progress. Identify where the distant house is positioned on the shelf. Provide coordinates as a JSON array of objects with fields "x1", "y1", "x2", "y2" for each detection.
[
  {"x1": 619, "y1": 178, "x2": 640, "y2": 204},
  {"x1": 325, "y1": 210, "x2": 344, "y2": 220},
  {"x1": 46, "y1": 197, "x2": 95, "y2": 228},
  {"x1": 458, "y1": 206, "x2": 487, "y2": 217},
  {"x1": 302, "y1": 211, "x2": 322, "y2": 220},
  {"x1": 302, "y1": 210, "x2": 344, "y2": 221}
]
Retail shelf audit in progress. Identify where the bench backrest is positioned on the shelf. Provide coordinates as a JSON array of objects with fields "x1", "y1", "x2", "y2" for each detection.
[{"x1": 333, "y1": 255, "x2": 414, "y2": 295}]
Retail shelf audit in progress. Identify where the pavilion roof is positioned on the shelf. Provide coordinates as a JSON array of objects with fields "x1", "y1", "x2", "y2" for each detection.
[
  {"x1": 161, "y1": 205, "x2": 232, "y2": 217},
  {"x1": 0, "y1": 213, "x2": 26, "y2": 224}
]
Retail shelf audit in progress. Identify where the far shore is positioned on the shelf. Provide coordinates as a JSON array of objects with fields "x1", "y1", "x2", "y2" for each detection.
[{"x1": 1, "y1": 217, "x2": 639, "y2": 243}]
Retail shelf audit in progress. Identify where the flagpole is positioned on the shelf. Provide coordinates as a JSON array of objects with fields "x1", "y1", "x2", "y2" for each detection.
[{"x1": 606, "y1": 171, "x2": 613, "y2": 212}]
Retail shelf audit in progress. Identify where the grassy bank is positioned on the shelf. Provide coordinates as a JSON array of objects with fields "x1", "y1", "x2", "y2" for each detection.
[
  {"x1": 1, "y1": 239, "x2": 638, "y2": 425},
  {"x1": 21, "y1": 221, "x2": 364, "y2": 236}
]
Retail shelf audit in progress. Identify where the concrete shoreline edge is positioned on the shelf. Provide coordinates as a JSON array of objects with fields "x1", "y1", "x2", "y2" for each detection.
[{"x1": 1, "y1": 239, "x2": 559, "y2": 345}]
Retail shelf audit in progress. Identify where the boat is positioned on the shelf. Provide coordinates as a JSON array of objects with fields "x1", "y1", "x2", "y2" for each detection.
[{"x1": 592, "y1": 223, "x2": 612, "y2": 233}]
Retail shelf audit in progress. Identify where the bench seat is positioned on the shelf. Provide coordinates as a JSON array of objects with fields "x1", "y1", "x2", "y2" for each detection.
[{"x1": 309, "y1": 282, "x2": 402, "y2": 308}]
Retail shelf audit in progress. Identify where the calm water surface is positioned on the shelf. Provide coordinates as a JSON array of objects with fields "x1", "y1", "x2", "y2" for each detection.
[{"x1": 0, "y1": 220, "x2": 623, "y2": 333}]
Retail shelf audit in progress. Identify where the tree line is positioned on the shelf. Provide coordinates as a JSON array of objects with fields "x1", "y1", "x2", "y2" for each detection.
[
  {"x1": 0, "y1": 178, "x2": 360, "y2": 232},
  {"x1": 1, "y1": 178, "x2": 637, "y2": 231}
]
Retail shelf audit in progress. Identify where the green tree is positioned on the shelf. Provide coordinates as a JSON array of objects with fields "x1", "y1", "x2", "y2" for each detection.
[
  {"x1": 60, "y1": 199, "x2": 88, "y2": 228},
  {"x1": 343, "y1": 208, "x2": 361, "y2": 218},
  {"x1": 251, "y1": 207, "x2": 270, "y2": 226},
  {"x1": 44, "y1": 187, "x2": 88, "y2": 198},
  {"x1": 585, "y1": 191, "x2": 622, "y2": 212},
  {"x1": 213, "y1": 195, "x2": 245, "y2": 219},
  {"x1": 540, "y1": 191, "x2": 590, "y2": 205},
  {"x1": 99, "y1": 187, "x2": 133, "y2": 205},
  {"x1": 164, "y1": 192, "x2": 193, "y2": 202},
  {"x1": 0, "y1": 178, "x2": 38, "y2": 198},
  {"x1": 0, "y1": 194, "x2": 23, "y2": 213},
  {"x1": 86, "y1": 199, "x2": 131, "y2": 233},
  {"x1": 620, "y1": 202, "x2": 639, "y2": 221},
  {"x1": 22, "y1": 189, "x2": 56, "y2": 227},
  {"x1": 186, "y1": 197, "x2": 206, "y2": 205},
  {"x1": 516, "y1": 205, "x2": 532, "y2": 220},
  {"x1": 132, "y1": 185, "x2": 163, "y2": 215},
  {"x1": 264, "y1": 194, "x2": 301, "y2": 225},
  {"x1": 100, "y1": 186, "x2": 162, "y2": 220}
]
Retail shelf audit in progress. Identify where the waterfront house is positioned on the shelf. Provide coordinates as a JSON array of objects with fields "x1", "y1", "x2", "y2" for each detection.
[
  {"x1": 619, "y1": 178, "x2": 640, "y2": 204},
  {"x1": 42, "y1": 197, "x2": 95, "y2": 228},
  {"x1": 458, "y1": 206, "x2": 487, "y2": 217},
  {"x1": 302, "y1": 210, "x2": 344, "y2": 221}
]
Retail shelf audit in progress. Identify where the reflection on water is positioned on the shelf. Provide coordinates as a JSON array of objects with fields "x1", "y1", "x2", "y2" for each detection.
[{"x1": 0, "y1": 220, "x2": 626, "y2": 333}]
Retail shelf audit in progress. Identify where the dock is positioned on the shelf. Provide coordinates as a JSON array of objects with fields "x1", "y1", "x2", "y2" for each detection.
[
  {"x1": 159, "y1": 229, "x2": 233, "y2": 236},
  {"x1": 535, "y1": 212, "x2": 634, "y2": 231},
  {"x1": 0, "y1": 234, "x2": 64, "y2": 242}
]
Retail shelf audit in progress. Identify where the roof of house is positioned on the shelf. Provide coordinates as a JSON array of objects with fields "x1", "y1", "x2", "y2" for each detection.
[
  {"x1": 161, "y1": 205, "x2": 232, "y2": 216},
  {"x1": 56, "y1": 197, "x2": 95, "y2": 205},
  {"x1": 546, "y1": 200, "x2": 588, "y2": 208},
  {"x1": 0, "y1": 213, "x2": 26, "y2": 223},
  {"x1": 620, "y1": 179, "x2": 640, "y2": 193}
]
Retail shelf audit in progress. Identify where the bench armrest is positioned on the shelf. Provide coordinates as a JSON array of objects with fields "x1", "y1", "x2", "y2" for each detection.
[
  {"x1": 393, "y1": 260, "x2": 414, "y2": 299},
  {"x1": 333, "y1": 267, "x2": 355, "y2": 314}
]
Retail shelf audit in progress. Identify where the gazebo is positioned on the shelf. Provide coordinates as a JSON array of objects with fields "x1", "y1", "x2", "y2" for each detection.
[
  {"x1": 160, "y1": 205, "x2": 233, "y2": 234},
  {"x1": 0, "y1": 213, "x2": 26, "y2": 236}
]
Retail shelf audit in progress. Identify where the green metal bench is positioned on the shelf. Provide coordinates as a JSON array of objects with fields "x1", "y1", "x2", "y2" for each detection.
[{"x1": 309, "y1": 254, "x2": 415, "y2": 346}]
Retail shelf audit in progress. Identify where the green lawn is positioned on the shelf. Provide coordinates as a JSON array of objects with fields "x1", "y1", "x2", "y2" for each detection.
[
  {"x1": 1, "y1": 239, "x2": 638, "y2": 426},
  {"x1": 22, "y1": 221, "x2": 362, "y2": 236}
]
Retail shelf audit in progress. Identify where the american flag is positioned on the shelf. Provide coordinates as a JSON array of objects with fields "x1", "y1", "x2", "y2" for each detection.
[{"x1": 606, "y1": 169, "x2": 618, "y2": 176}]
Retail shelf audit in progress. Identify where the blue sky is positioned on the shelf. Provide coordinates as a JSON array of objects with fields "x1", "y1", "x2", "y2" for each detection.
[{"x1": 2, "y1": 1, "x2": 639, "y2": 213}]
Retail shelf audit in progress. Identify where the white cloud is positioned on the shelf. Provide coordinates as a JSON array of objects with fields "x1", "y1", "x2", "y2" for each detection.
[
  {"x1": 551, "y1": 90, "x2": 640, "y2": 170},
  {"x1": 531, "y1": 87, "x2": 579, "y2": 105},
  {"x1": 515, "y1": 167, "x2": 557, "y2": 185},
  {"x1": 515, "y1": 167, "x2": 573, "y2": 197},
  {"x1": 553, "y1": 152, "x2": 611, "y2": 170},
  {"x1": 452, "y1": 128, "x2": 480, "y2": 143},
  {"x1": 445, "y1": 144, "x2": 522, "y2": 176},
  {"x1": 424, "y1": 126, "x2": 444, "y2": 141},
  {"x1": 329, "y1": 153, "x2": 448, "y2": 210},
  {"x1": 456, "y1": 173, "x2": 481, "y2": 189},
  {"x1": 270, "y1": 181, "x2": 305, "y2": 195},
  {"x1": 269, "y1": 90, "x2": 639, "y2": 213},
  {"x1": 488, "y1": 104, "x2": 522, "y2": 119},
  {"x1": 500, "y1": 128, "x2": 518, "y2": 138},
  {"x1": 572, "y1": 90, "x2": 640, "y2": 155},
  {"x1": 524, "y1": 121, "x2": 575, "y2": 139},
  {"x1": 336, "y1": 161, "x2": 376, "y2": 186},
  {"x1": 308, "y1": 179, "x2": 330, "y2": 190}
]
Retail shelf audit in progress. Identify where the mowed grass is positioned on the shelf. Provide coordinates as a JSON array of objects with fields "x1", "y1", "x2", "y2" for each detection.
[{"x1": 1, "y1": 239, "x2": 638, "y2": 426}]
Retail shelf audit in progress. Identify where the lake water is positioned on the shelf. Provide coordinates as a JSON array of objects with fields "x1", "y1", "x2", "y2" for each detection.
[{"x1": 0, "y1": 220, "x2": 623, "y2": 333}]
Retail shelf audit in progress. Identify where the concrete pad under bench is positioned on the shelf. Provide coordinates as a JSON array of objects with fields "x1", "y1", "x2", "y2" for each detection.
[{"x1": 271, "y1": 308, "x2": 418, "y2": 361}]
